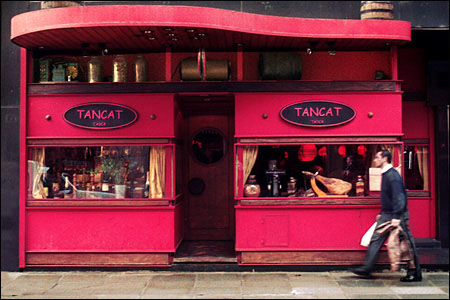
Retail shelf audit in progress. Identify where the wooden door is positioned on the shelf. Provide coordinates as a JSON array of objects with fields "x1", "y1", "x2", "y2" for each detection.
[{"x1": 185, "y1": 114, "x2": 234, "y2": 240}]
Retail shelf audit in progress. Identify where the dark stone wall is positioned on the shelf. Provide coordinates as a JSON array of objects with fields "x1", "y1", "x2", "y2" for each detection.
[
  {"x1": 1, "y1": 1, "x2": 448, "y2": 270},
  {"x1": 1, "y1": 1, "x2": 31, "y2": 271}
]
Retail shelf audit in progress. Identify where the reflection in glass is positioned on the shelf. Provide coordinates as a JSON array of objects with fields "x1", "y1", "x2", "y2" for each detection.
[
  {"x1": 191, "y1": 128, "x2": 226, "y2": 165},
  {"x1": 404, "y1": 145, "x2": 428, "y2": 190},
  {"x1": 237, "y1": 143, "x2": 403, "y2": 197},
  {"x1": 28, "y1": 145, "x2": 168, "y2": 199}
]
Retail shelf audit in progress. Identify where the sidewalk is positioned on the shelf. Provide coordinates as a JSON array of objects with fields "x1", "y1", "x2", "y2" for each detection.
[{"x1": 2, "y1": 270, "x2": 449, "y2": 299}]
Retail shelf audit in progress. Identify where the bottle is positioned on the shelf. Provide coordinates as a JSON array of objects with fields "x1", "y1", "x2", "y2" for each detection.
[
  {"x1": 113, "y1": 55, "x2": 128, "y2": 82},
  {"x1": 101, "y1": 171, "x2": 110, "y2": 193},
  {"x1": 132, "y1": 55, "x2": 148, "y2": 82},
  {"x1": 72, "y1": 172, "x2": 78, "y2": 190},
  {"x1": 64, "y1": 176, "x2": 71, "y2": 198},
  {"x1": 356, "y1": 175, "x2": 365, "y2": 197},
  {"x1": 144, "y1": 171, "x2": 150, "y2": 198}
]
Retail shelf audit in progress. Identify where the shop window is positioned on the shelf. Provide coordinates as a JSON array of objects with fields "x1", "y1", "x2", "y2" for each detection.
[
  {"x1": 237, "y1": 143, "x2": 402, "y2": 198},
  {"x1": 404, "y1": 145, "x2": 429, "y2": 191},
  {"x1": 27, "y1": 145, "x2": 169, "y2": 199},
  {"x1": 191, "y1": 128, "x2": 226, "y2": 165}
]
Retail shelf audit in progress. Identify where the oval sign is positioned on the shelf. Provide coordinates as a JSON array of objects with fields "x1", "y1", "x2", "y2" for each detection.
[
  {"x1": 63, "y1": 103, "x2": 138, "y2": 130},
  {"x1": 280, "y1": 100, "x2": 356, "y2": 127}
]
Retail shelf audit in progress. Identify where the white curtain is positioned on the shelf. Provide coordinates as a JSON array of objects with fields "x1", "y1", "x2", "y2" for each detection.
[
  {"x1": 31, "y1": 147, "x2": 46, "y2": 199},
  {"x1": 416, "y1": 146, "x2": 429, "y2": 190}
]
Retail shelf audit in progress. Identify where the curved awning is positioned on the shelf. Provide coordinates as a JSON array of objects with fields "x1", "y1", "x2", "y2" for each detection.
[{"x1": 11, "y1": 5, "x2": 411, "y2": 52}]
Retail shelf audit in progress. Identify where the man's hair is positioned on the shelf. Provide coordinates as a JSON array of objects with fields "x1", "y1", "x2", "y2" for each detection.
[{"x1": 379, "y1": 150, "x2": 392, "y2": 163}]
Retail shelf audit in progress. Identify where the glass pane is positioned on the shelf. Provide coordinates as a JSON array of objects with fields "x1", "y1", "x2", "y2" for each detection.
[
  {"x1": 239, "y1": 143, "x2": 402, "y2": 197},
  {"x1": 191, "y1": 128, "x2": 226, "y2": 165},
  {"x1": 27, "y1": 146, "x2": 167, "y2": 199},
  {"x1": 404, "y1": 145, "x2": 429, "y2": 190}
]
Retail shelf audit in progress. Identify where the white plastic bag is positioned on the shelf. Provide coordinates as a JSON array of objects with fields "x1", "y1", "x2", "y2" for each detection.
[{"x1": 360, "y1": 222, "x2": 377, "y2": 247}]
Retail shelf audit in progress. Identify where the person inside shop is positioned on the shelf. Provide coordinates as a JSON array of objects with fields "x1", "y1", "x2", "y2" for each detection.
[
  {"x1": 351, "y1": 150, "x2": 422, "y2": 282},
  {"x1": 343, "y1": 154, "x2": 363, "y2": 195}
]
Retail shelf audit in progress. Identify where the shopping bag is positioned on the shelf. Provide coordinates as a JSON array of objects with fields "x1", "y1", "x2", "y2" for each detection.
[{"x1": 360, "y1": 222, "x2": 377, "y2": 247}]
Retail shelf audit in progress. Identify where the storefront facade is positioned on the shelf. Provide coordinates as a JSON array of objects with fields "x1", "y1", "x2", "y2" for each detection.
[{"x1": 4, "y1": 3, "x2": 447, "y2": 269}]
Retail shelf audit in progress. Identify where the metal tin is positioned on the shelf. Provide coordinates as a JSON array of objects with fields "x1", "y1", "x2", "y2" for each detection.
[
  {"x1": 205, "y1": 59, "x2": 231, "y2": 81},
  {"x1": 132, "y1": 55, "x2": 148, "y2": 82},
  {"x1": 87, "y1": 56, "x2": 103, "y2": 83},
  {"x1": 113, "y1": 55, "x2": 128, "y2": 82}
]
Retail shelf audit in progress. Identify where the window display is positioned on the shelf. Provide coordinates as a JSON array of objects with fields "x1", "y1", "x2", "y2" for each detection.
[
  {"x1": 237, "y1": 143, "x2": 402, "y2": 197},
  {"x1": 28, "y1": 145, "x2": 169, "y2": 199},
  {"x1": 404, "y1": 145, "x2": 429, "y2": 191}
]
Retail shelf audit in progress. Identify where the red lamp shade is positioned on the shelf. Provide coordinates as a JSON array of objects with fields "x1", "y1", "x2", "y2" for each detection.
[
  {"x1": 338, "y1": 145, "x2": 346, "y2": 157},
  {"x1": 298, "y1": 145, "x2": 317, "y2": 161},
  {"x1": 318, "y1": 146, "x2": 327, "y2": 157},
  {"x1": 357, "y1": 145, "x2": 367, "y2": 157}
]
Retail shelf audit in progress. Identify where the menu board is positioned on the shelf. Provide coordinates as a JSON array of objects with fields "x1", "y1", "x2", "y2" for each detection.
[{"x1": 369, "y1": 168, "x2": 381, "y2": 191}]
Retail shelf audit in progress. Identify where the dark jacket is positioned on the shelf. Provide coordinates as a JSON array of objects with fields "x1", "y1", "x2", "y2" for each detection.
[{"x1": 380, "y1": 167, "x2": 407, "y2": 219}]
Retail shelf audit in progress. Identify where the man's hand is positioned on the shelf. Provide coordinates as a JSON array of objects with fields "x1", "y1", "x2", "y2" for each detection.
[
  {"x1": 376, "y1": 214, "x2": 381, "y2": 221},
  {"x1": 391, "y1": 219, "x2": 401, "y2": 227}
]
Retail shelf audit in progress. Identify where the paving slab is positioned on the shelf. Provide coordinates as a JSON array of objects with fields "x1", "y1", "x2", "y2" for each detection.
[
  {"x1": 195, "y1": 273, "x2": 242, "y2": 288},
  {"x1": 1, "y1": 270, "x2": 448, "y2": 299}
]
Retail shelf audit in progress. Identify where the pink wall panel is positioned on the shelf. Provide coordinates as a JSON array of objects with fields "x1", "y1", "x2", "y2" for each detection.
[
  {"x1": 235, "y1": 206, "x2": 381, "y2": 251},
  {"x1": 402, "y1": 101, "x2": 430, "y2": 139},
  {"x1": 26, "y1": 208, "x2": 176, "y2": 252},
  {"x1": 408, "y1": 199, "x2": 433, "y2": 238},
  {"x1": 236, "y1": 203, "x2": 432, "y2": 251},
  {"x1": 27, "y1": 94, "x2": 174, "y2": 138},
  {"x1": 235, "y1": 93, "x2": 402, "y2": 137}
]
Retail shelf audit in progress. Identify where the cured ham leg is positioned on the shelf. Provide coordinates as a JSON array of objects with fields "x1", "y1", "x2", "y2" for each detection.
[{"x1": 302, "y1": 171, "x2": 352, "y2": 195}]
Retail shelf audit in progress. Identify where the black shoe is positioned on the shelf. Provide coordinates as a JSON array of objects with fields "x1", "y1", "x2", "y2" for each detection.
[
  {"x1": 400, "y1": 275, "x2": 422, "y2": 282},
  {"x1": 351, "y1": 267, "x2": 373, "y2": 279}
]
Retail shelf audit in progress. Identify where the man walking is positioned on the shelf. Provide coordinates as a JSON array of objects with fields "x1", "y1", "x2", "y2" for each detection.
[{"x1": 352, "y1": 150, "x2": 422, "y2": 281}]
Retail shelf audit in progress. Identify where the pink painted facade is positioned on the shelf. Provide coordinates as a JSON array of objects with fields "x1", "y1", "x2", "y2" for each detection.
[{"x1": 11, "y1": 5, "x2": 437, "y2": 268}]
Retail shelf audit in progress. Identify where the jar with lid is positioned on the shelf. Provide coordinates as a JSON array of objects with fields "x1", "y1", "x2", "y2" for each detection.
[
  {"x1": 87, "y1": 56, "x2": 103, "y2": 82},
  {"x1": 356, "y1": 175, "x2": 365, "y2": 196},
  {"x1": 244, "y1": 175, "x2": 261, "y2": 197},
  {"x1": 132, "y1": 55, "x2": 148, "y2": 82},
  {"x1": 287, "y1": 177, "x2": 297, "y2": 197},
  {"x1": 113, "y1": 54, "x2": 128, "y2": 82}
]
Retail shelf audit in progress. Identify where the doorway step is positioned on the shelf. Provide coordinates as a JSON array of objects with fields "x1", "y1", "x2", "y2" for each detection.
[{"x1": 173, "y1": 240, "x2": 237, "y2": 263}]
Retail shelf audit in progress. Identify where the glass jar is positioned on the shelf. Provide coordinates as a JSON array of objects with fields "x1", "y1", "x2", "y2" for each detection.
[
  {"x1": 113, "y1": 55, "x2": 128, "y2": 82},
  {"x1": 356, "y1": 175, "x2": 365, "y2": 196},
  {"x1": 244, "y1": 175, "x2": 261, "y2": 197},
  {"x1": 132, "y1": 55, "x2": 148, "y2": 82},
  {"x1": 87, "y1": 56, "x2": 103, "y2": 83}
]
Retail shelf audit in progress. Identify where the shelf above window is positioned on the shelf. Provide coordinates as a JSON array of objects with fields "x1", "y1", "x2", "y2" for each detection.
[{"x1": 28, "y1": 80, "x2": 400, "y2": 95}]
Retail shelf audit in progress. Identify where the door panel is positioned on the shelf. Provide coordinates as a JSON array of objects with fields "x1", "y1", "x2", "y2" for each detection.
[{"x1": 185, "y1": 114, "x2": 234, "y2": 240}]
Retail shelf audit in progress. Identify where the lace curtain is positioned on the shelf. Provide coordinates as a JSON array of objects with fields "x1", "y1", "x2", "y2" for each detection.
[
  {"x1": 235, "y1": 146, "x2": 259, "y2": 196},
  {"x1": 149, "y1": 146, "x2": 166, "y2": 198},
  {"x1": 243, "y1": 145, "x2": 259, "y2": 186}
]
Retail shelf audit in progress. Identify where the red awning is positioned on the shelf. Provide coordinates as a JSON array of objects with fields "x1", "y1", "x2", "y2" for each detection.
[{"x1": 11, "y1": 5, "x2": 411, "y2": 52}]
